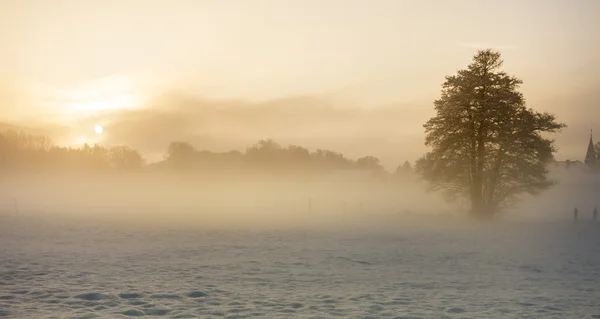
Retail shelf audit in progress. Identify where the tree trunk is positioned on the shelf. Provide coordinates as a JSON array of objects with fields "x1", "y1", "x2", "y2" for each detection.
[
  {"x1": 483, "y1": 151, "x2": 503, "y2": 218},
  {"x1": 470, "y1": 124, "x2": 487, "y2": 218},
  {"x1": 470, "y1": 192, "x2": 484, "y2": 217}
]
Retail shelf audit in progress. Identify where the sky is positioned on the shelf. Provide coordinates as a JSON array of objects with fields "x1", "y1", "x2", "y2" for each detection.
[{"x1": 0, "y1": 0, "x2": 599, "y2": 169}]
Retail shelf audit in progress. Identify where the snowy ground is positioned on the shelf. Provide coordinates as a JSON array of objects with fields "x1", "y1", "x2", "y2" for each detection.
[{"x1": 1, "y1": 215, "x2": 600, "y2": 319}]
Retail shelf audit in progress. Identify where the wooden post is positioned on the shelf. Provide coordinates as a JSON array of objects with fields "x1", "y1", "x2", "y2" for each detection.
[{"x1": 574, "y1": 207, "x2": 578, "y2": 223}]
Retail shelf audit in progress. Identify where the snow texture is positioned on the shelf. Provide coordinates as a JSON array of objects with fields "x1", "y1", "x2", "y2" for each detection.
[{"x1": 1, "y1": 216, "x2": 599, "y2": 318}]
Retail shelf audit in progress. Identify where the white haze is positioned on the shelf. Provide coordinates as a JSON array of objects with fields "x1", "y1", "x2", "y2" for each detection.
[
  {"x1": 0, "y1": 171, "x2": 449, "y2": 230},
  {"x1": 2, "y1": 175, "x2": 599, "y2": 319},
  {"x1": 1, "y1": 163, "x2": 597, "y2": 229}
]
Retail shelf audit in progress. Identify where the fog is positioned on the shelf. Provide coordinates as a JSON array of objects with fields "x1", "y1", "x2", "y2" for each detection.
[
  {"x1": 0, "y1": 0, "x2": 598, "y2": 227},
  {"x1": 1, "y1": 168, "x2": 455, "y2": 230},
  {"x1": 1, "y1": 161, "x2": 597, "y2": 232},
  {"x1": 514, "y1": 164, "x2": 600, "y2": 223}
]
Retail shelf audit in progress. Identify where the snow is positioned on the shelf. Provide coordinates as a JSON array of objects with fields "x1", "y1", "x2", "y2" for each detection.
[{"x1": 1, "y1": 215, "x2": 600, "y2": 318}]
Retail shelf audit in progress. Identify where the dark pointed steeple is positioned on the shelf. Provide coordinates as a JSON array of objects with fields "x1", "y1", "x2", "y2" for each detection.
[{"x1": 585, "y1": 129, "x2": 598, "y2": 170}]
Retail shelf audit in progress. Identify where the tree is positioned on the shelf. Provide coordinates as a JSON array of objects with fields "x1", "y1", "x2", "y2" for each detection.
[
  {"x1": 286, "y1": 145, "x2": 311, "y2": 164},
  {"x1": 0, "y1": 130, "x2": 53, "y2": 169},
  {"x1": 595, "y1": 141, "x2": 600, "y2": 159},
  {"x1": 394, "y1": 161, "x2": 413, "y2": 180},
  {"x1": 245, "y1": 139, "x2": 282, "y2": 161},
  {"x1": 312, "y1": 149, "x2": 354, "y2": 170},
  {"x1": 166, "y1": 141, "x2": 196, "y2": 170},
  {"x1": 0, "y1": 130, "x2": 147, "y2": 172},
  {"x1": 167, "y1": 141, "x2": 196, "y2": 160},
  {"x1": 108, "y1": 146, "x2": 144, "y2": 170},
  {"x1": 415, "y1": 49, "x2": 565, "y2": 218},
  {"x1": 356, "y1": 156, "x2": 383, "y2": 171},
  {"x1": 245, "y1": 139, "x2": 286, "y2": 169},
  {"x1": 397, "y1": 161, "x2": 412, "y2": 174}
]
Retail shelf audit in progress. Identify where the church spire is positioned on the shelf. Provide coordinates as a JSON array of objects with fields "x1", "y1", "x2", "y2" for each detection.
[{"x1": 585, "y1": 129, "x2": 598, "y2": 169}]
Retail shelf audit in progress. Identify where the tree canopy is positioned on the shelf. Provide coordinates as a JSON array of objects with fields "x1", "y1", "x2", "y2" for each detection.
[
  {"x1": 163, "y1": 139, "x2": 388, "y2": 174},
  {"x1": 0, "y1": 130, "x2": 145, "y2": 172},
  {"x1": 415, "y1": 49, "x2": 565, "y2": 218}
]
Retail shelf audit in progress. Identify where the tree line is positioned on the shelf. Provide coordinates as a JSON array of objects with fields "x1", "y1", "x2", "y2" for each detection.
[
  {"x1": 0, "y1": 130, "x2": 144, "y2": 172},
  {"x1": 0, "y1": 130, "x2": 414, "y2": 177}
]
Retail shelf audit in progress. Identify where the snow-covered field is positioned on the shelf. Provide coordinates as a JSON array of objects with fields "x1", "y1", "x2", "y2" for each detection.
[{"x1": 1, "y1": 215, "x2": 599, "y2": 319}]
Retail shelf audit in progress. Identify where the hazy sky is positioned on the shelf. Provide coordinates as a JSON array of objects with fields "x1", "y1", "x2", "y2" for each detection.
[{"x1": 1, "y1": 0, "x2": 599, "y2": 168}]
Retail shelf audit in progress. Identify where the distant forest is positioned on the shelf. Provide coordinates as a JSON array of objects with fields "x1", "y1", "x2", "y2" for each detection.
[{"x1": 0, "y1": 130, "x2": 414, "y2": 177}]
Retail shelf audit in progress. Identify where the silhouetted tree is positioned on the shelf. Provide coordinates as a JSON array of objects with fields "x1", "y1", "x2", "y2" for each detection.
[
  {"x1": 395, "y1": 161, "x2": 413, "y2": 177},
  {"x1": 0, "y1": 130, "x2": 53, "y2": 169},
  {"x1": 1, "y1": 129, "x2": 398, "y2": 177},
  {"x1": 285, "y1": 145, "x2": 312, "y2": 167},
  {"x1": 81, "y1": 144, "x2": 110, "y2": 170},
  {"x1": 108, "y1": 146, "x2": 144, "y2": 170},
  {"x1": 311, "y1": 149, "x2": 354, "y2": 170},
  {"x1": 595, "y1": 142, "x2": 600, "y2": 159},
  {"x1": 166, "y1": 141, "x2": 196, "y2": 170},
  {"x1": 0, "y1": 130, "x2": 147, "y2": 172},
  {"x1": 160, "y1": 138, "x2": 375, "y2": 173},
  {"x1": 167, "y1": 141, "x2": 196, "y2": 159},
  {"x1": 356, "y1": 156, "x2": 383, "y2": 171},
  {"x1": 415, "y1": 49, "x2": 565, "y2": 218},
  {"x1": 245, "y1": 139, "x2": 284, "y2": 168}
]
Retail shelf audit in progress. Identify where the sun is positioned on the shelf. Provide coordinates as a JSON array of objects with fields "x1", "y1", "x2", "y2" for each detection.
[{"x1": 94, "y1": 125, "x2": 104, "y2": 135}]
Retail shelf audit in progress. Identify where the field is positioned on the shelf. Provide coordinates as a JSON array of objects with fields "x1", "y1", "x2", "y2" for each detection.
[{"x1": 1, "y1": 213, "x2": 599, "y2": 319}]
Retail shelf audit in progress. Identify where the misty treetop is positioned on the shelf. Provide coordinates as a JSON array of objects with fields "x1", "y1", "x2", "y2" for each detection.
[
  {"x1": 416, "y1": 49, "x2": 565, "y2": 218},
  {"x1": 0, "y1": 130, "x2": 410, "y2": 179},
  {"x1": 164, "y1": 139, "x2": 389, "y2": 175},
  {"x1": 0, "y1": 130, "x2": 145, "y2": 171}
]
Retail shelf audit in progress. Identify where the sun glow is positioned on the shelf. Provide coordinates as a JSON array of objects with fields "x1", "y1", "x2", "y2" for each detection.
[
  {"x1": 94, "y1": 125, "x2": 104, "y2": 135},
  {"x1": 69, "y1": 95, "x2": 137, "y2": 113},
  {"x1": 43, "y1": 74, "x2": 150, "y2": 118}
]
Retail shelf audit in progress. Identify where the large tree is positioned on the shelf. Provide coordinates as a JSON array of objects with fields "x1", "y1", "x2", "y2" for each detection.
[{"x1": 415, "y1": 49, "x2": 565, "y2": 218}]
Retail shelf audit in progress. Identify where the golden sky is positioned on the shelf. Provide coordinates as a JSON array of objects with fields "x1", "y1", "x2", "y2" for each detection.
[{"x1": 1, "y1": 0, "x2": 599, "y2": 168}]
